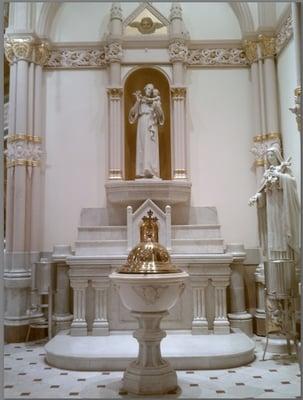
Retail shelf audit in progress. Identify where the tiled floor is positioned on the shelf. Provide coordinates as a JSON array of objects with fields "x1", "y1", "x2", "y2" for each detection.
[{"x1": 4, "y1": 337, "x2": 301, "y2": 399}]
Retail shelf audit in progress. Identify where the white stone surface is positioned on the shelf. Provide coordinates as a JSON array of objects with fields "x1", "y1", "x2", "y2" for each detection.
[{"x1": 45, "y1": 329, "x2": 255, "y2": 371}]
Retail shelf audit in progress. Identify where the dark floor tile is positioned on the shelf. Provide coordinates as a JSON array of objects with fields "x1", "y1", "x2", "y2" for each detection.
[
  {"x1": 269, "y1": 369, "x2": 278, "y2": 372},
  {"x1": 44, "y1": 367, "x2": 52, "y2": 370},
  {"x1": 69, "y1": 392, "x2": 79, "y2": 396},
  {"x1": 228, "y1": 370, "x2": 236, "y2": 373},
  {"x1": 29, "y1": 362, "x2": 37, "y2": 365},
  {"x1": 50, "y1": 385, "x2": 60, "y2": 389},
  {"x1": 14, "y1": 346, "x2": 21, "y2": 348},
  {"x1": 186, "y1": 371, "x2": 194, "y2": 374},
  {"x1": 4, "y1": 368, "x2": 12, "y2": 370},
  {"x1": 102, "y1": 372, "x2": 110, "y2": 375},
  {"x1": 253, "y1": 376, "x2": 262, "y2": 378},
  {"x1": 33, "y1": 379, "x2": 42, "y2": 382},
  {"x1": 26, "y1": 350, "x2": 33, "y2": 352},
  {"x1": 60, "y1": 372, "x2": 68, "y2": 375},
  {"x1": 4, "y1": 385, "x2": 14, "y2": 389},
  {"x1": 77, "y1": 378, "x2": 86, "y2": 381},
  {"x1": 281, "y1": 381, "x2": 291, "y2": 384},
  {"x1": 189, "y1": 384, "x2": 199, "y2": 387},
  {"x1": 20, "y1": 393, "x2": 31, "y2": 396},
  {"x1": 18, "y1": 373, "x2": 27, "y2": 375},
  {"x1": 4, "y1": 353, "x2": 11, "y2": 356},
  {"x1": 97, "y1": 385, "x2": 106, "y2": 388},
  {"x1": 16, "y1": 358, "x2": 23, "y2": 360},
  {"x1": 236, "y1": 383, "x2": 245, "y2": 386},
  {"x1": 264, "y1": 389, "x2": 274, "y2": 392},
  {"x1": 209, "y1": 377, "x2": 218, "y2": 380},
  {"x1": 216, "y1": 390, "x2": 226, "y2": 394}
]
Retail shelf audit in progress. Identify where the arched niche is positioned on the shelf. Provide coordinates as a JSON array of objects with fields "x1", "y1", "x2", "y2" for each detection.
[{"x1": 124, "y1": 67, "x2": 172, "y2": 181}]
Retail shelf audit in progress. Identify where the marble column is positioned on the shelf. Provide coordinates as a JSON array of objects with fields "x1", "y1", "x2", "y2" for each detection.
[
  {"x1": 213, "y1": 279, "x2": 230, "y2": 334},
  {"x1": 227, "y1": 244, "x2": 253, "y2": 337},
  {"x1": 92, "y1": 280, "x2": 109, "y2": 336},
  {"x1": 107, "y1": 3, "x2": 123, "y2": 180},
  {"x1": 169, "y1": 3, "x2": 188, "y2": 181},
  {"x1": 255, "y1": 264, "x2": 266, "y2": 336},
  {"x1": 70, "y1": 279, "x2": 88, "y2": 336},
  {"x1": 4, "y1": 36, "x2": 49, "y2": 340},
  {"x1": 52, "y1": 245, "x2": 73, "y2": 333},
  {"x1": 191, "y1": 278, "x2": 208, "y2": 334}
]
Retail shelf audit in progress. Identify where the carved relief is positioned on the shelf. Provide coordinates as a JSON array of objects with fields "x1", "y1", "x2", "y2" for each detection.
[
  {"x1": 169, "y1": 39, "x2": 188, "y2": 62},
  {"x1": 46, "y1": 48, "x2": 107, "y2": 68},
  {"x1": 105, "y1": 42, "x2": 123, "y2": 63},
  {"x1": 187, "y1": 48, "x2": 248, "y2": 66},
  {"x1": 243, "y1": 40, "x2": 258, "y2": 64},
  {"x1": 171, "y1": 87, "x2": 186, "y2": 99},
  {"x1": 5, "y1": 135, "x2": 42, "y2": 168},
  {"x1": 4, "y1": 37, "x2": 50, "y2": 66},
  {"x1": 132, "y1": 285, "x2": 168, "y2": 305},
  {"x1": 258, "y1": 35, "x2": 276, "y2": 59},
  {"x1": 130, "y1": 17, "x2": 164, "y2": 34},
  {"x1": 276, "y1": 15, "x2": 293, "y2": 54},
  {"x1": 251, "y1": 133, "x2": 281, "y2": 167},
  {"x1": 110, "y1": 2, "x2": 123, "y2": 21},
  {"x1": 169, "y1": 3, "x2": 183, "y2": 20}
]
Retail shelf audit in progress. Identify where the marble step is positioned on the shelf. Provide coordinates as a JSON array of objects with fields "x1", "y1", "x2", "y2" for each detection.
[
  {"x1": 75, "y1": 240, "x2": 127, "y2": 256},
  {"x1": 172, "y1": 224, "x2": 222, "y2": 239},
  {"x1": 78, "y1": 226, "x2": 127, "y2": 240},
  {"x1": 172, "y1": 238, "x2": 225, "y2": 254}
]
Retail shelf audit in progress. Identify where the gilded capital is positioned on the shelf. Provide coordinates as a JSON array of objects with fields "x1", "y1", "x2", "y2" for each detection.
[
  {"x1": 4, "y1": 36, "x2": 51, "y2": 66},
  {"x1": 171, "y1": 87, "x2": 186, "y2": 99},
  {"x1": 243, "y1": 40, "x2": 258, "y2": 64},
  {"x1": 258, "y1": 35, "x2": 276, "y2": 58},
  {"x1": 107, "y1": 87, "x2": 123, "y2": 98},
  {"x1": 34, "y1": 41, "x2": 51, "y2": 66}
]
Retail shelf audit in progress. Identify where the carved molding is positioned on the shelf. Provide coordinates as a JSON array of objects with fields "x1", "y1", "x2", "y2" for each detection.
[
  {"x1": 258, "y1": 34, "x2": 276, "y2": 59},
  {"x1": 187, "y1": 47, "x2": 248, "y2": 66},
  {"x1": 45, "y1": 47, "x2": 107, "y2": 68},
  {"x1": 5, "y1": 135, "x2": 43, "y2": 168},
  {"x1": 110, "y1": 2, "x2": 123, "y2": 21},
  {"x1": 276, "y1": 15, "x2": 293, "y2": 55},
  {"x1": 243, "y1": 40, "x2": 258, "y2": 64},
  {"x1": 4, "y1": 37, "x2": 50, "y2": 66},
  {"x1": 169, "y1": 3, "x2": 183, "y2": 21},
  {"x1": 169, "y1": 39, "x2": 188, "y2": 62},
  {"x1": 105, "y1": 41, "x2": 123, "y2": 63},
  {"x1": 171, "y1": 87, "x2": 186, "y2": 99}
]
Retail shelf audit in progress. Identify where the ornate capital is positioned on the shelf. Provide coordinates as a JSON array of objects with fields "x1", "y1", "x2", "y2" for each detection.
[
  {"x1": 243, "y1": 40, "x2": 258, "y2": 64},
  {"x1": 105, "y1": 41, "x2": 123, "y2": 63},
  {"x1": 4, "y1": 37, "x2": 50, "y2": 66},
  {"x1": 5, "y1": 134, "x2": 42, "y2": 168},
  {"x1": 251, "y1": 133, "x2": 281, "y2": 166},
  {"x1": 171, "y1": 87, "x2": 186, "y2": 99},
  {"x1": 168, "y1": 39, "x2": 188, "y2": 63},
  {"x1": 258, "y1": 35, "x2": 276, "y2": 59},
  {"x1": 107, "y1": 87, "x2": 123, "y2": 99},
  {"x1": 169, "y1": 2, "x2": 183, "y2": 21},
  {"x1": 34, "y1": 41, "x2": 51, "y2": 66},
  {"x1": 110, "y1": 2, "x2": 123, "y2": 21}
]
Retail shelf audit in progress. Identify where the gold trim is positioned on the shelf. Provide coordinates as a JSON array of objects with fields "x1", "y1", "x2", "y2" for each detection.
[
  {"x1": 171, "y1": 87, "x2": 186, "y2": 99},
  {"x1": 6, "y1": 159, "x2": 41, "y2": 168},
  {"x1": 109, "y1": 169, "x2": 122, "y2": 179},
  {"x1": 7, "y1": 134, "x2": 42, "y2": 143},
  {"x1": 255, "y1": 159, "x2": 265, "y2": 167},
  {"x1": 253, "y1": 133, "x2": 281, "y2": 143},
  {"x1": 107, "y1": 88, "x2": 123, "y2": 98},
  {"x1": 173, "y1": 169, "x2": 187, "y2": 179},
  {"x1": 266, "y1": 132, "x2": 281, "y2": 140},
  {"x1": 295, "y1": 86, "x2": 301, "y2": 96},
  {"x1": 258, "y1": 34, "x2": 276, "y2": 58},
  {"x1": 253, "y1": 135, "x2": 263, "y2": 143}
]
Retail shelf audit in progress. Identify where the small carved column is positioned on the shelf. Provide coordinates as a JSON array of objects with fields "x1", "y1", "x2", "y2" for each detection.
[
  {"x1": 191, "y1": 278, "x2": 208, "y2": 334},
  {"x1": 92, "y1": 280, "x2": 109, "y2": 336},
  {"x1": 107, "y1": 3, "x2": 123, "y2": 180},
  {"x1": 227, "y1": 244, "x2": 253, "y2": 337},
  {"x1": 213, "y1": 279, "x2": 230, "y2": 334},
  {"x1": 70, "y1": 279, "x2": 88, "y2": 336},
  {"x1": 169, "y1": 3, "x2": 188, "y2": 180}
]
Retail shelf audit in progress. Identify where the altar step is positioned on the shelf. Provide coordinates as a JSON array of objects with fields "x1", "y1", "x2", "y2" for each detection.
[
  {"x1": 74, "y1": 238, "x2": 225, "y2": 256},
  {"x1": 45, "y1": 329, "x2": 255, "y2": 371}
]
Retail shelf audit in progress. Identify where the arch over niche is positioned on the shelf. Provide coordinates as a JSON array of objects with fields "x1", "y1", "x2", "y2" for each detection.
[{"x1": 124, "y1": 67, "x2": 172, "y2": 181}]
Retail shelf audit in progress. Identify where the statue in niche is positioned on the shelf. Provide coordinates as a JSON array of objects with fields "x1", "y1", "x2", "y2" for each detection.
[
  {"x1": 249, "y1": 146, "x2": 300, "y2": 260},
  {"x1": 129, "y1": 83, "x2": 164, "y2": 179}
]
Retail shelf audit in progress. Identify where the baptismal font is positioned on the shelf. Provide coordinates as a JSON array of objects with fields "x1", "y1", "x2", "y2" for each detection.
[{"x1": 110, "y1": 210, "x2": 188, "y2": 395}]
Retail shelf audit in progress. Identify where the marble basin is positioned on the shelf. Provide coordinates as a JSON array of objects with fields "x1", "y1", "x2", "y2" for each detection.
[
  {"x1": 110, "y1": 271, "x2": 188, "y2": 313},
  {"x1": 109, "y1": 270, "x2": 188, "y2": 395}
]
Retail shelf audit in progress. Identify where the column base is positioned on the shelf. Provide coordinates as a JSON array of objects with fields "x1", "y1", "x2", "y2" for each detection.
[
  {"x1": 213, "y1": 319, "x2": 230, "y2": 334},
  {"x1": 92, "y1": 321, "x2": 109, "y2": 336},
  {"x1": 262, "y1": 337, "x2": 296, "y2": 355},
  {"x1": 122, "y1": 361, "x2": 178, "y2": 395},
  {"x1": 53, "y1": 314, "x2": 73, "y2": 333},
  {"x1": 255, "y1": 312, "x2": 266, "y2": 336},
  {"x1": 192, "y1": 319, "x2": 208, "y2": 335},
  {"x1": 70, "y1": 321, "x2": 87, "y2": 336},
  {"x1": 228, "y1": 313, "x2": 253, "y2": 337}
]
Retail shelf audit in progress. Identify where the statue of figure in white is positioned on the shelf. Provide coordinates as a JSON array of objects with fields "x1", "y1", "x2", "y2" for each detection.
[
  {"x1": 249, "y1": 147, "x2": 300, "y2": 260},
  {"x1": 129, "y1": 83, "x2": 164, "y2": 179}
]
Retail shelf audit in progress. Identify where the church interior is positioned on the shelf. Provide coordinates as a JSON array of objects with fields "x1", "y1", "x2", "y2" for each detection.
[{"x1": 2, "y1": 1, "x2": 302, "y2": 398}]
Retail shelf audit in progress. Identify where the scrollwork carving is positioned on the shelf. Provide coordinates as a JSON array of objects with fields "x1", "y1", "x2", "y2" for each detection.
[
  {"x1": 258, "y1": 35, "x2": 276, "y2": 59},
  {"x1": 4, "y1": 37, "x2": 50, "y2": 66},
  {"x1": 169, "y1": 39, "x2": 188, "y2": 62},
  {"x1": 46, "y1": 48, "x2": 107, "y2": 68},
  {"x1": 105, "y1": 42, "x2": 123, "y2": 63},
  {"x1": 187, "y1": 48, "x2": 247, "y2": 66},
  {"x1": 276, "y1": 15, "x2": 293, "y2": 54},
  {"x1": 243, "y1": 40, "x2": 258, "y2": 64},
  {"x1": 132, "y1": 285, "x2": 168, "y2": 305},
  {"x1": 5, "y1": 135, "x2": 42, "y2": 168}
]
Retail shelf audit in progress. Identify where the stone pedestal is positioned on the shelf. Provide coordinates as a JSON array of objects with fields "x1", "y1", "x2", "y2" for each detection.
[
  {"x1": 213, "y1": 281, "x2": 230, "y2": 334},
  {"x1": 191, "y1": 280, "x2": 208, "y2": 334},
  {"x1": 122, "y1": 311, "x2": 177, "y2": 395},
  {"x1": 227, "y1": 244, "x2": 253, "y2": 337},
  {"x1": 255, "y1": 263, "x2": 266, "y2": 335},
  {"x1": 92, "y1": 281, "x2": 109, "y2": 336},
  {"x1": 70, "y1": 280, "x2": 88, "y2": 336}
]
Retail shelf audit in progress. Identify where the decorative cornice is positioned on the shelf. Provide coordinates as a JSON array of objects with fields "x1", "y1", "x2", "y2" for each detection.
[
  {"x1": 5, "y1": 135, "x2": 43, "y2": 168},
  {"x1": 45, "y1": 47, "x2": 107, "y2": 69},
  {"x1": 4, "y1": 37, "x2": 50, "y2": 66},
  {"x1": 187, "y1": 48, "x2": 248, "y2": 67},
  {"x1": 258, "y1": 34, "x2": 276, "y2": 59},
  {"x1": 168, "y1": 39, "x2": 188, "y2": 62},
  {"x1": 243, "y1": 40, "x2": 258, "y2": 64},
  {"x1": 276, "y1": 15, "x2": 293, "y2": 55}
]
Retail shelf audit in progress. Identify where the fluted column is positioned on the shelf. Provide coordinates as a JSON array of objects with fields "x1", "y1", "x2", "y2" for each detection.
[
  {"x1": 107, "y1": 3, "x2": 123, "y2": 180},
  {"x1": 213, "y1": 279, "x2": 230, "y2": 334},
  {"x1": 191, "y1": 278, "x2": 208, "y2": 334},
  {"x1": 227, "y1": 244, "x2": 253, "y2": 337},
  {"x1": 4, "y1": 36, "x2": 49, "y2": 341},
  {"x1": 70, "y1": 279, "x2": 88, "y2": 336},
  {"x1": 92, "y1": 280, "x2": 109, "y2": 336}
]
